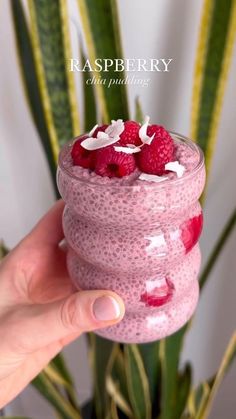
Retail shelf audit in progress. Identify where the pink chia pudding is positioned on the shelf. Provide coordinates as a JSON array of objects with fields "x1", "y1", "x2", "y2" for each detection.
[{"x1": 57, "y1": 131, "x2": 205, "y2": 343}]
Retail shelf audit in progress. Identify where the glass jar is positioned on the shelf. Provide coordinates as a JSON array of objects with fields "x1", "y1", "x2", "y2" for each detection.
[{"x1": 57, "y1": 133, "x2": 205, "y2": 343}]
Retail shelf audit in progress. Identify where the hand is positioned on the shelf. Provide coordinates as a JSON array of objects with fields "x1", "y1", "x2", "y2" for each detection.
[{"x1": 0, "y1": 200, "x2": 125, "y2": 407}]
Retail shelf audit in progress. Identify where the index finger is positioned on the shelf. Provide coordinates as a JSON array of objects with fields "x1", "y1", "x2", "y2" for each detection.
[{"x1": 25, "y1": 199, "x2": 65, "y2": 246}]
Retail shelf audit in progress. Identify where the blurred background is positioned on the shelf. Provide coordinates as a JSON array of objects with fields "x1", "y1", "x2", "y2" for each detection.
[{"x1": 0, "y1": 0, "x2": 235, "y2": 417}]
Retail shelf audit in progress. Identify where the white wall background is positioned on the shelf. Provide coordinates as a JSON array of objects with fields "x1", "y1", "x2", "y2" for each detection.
[{"x1": 0, "y1": 0, "x2": 236, "y2": 417}]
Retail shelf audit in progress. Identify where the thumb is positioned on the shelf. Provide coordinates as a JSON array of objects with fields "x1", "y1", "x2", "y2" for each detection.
[{"x1": 4, "y1": 290, "x2": 125, "y2": 353}]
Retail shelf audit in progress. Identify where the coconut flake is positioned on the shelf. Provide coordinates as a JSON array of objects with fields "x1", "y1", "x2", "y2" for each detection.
[
  {"x1": 97, "y1": 131, "x2": 109, "y2": 140},
  {"x1": 139, "y1": 173, "x2": 168, "y2": 183},
  {"x1": 165, "y1": 161, "x2": 185, "y2": 178},
  {"x1": 114, "y1": 145, "x2": 141, "y2": 154},
  {"x1": 81, "y1": 133, "x2": 119, "y2": 150},
  {"x1": 81, "y1": 119, "x2": 125, "y2": 150},
  {"x1": 139, "y1": 115, "x2": 155, "y2": 145},
  {"x1": 89, "y1": 124, "x2": 98, "y2": 137},
  {"x1": 105, "y1": 119, "x2": 124, "y2": 140}
]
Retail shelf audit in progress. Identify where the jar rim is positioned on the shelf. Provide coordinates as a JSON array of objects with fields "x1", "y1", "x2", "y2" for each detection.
[{"x1": 58, "y1": 131, "x2": 205, "y2": 189}]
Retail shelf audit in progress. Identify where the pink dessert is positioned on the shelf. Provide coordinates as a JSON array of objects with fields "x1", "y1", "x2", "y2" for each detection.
[{"x1": 57, "y1": 118, "x2": 205, "y2": 343}]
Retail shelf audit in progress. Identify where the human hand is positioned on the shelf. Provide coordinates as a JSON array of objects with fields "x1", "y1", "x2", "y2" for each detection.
[{"x1": 0, "y1": 200, "x2": 125, "y2": 407}]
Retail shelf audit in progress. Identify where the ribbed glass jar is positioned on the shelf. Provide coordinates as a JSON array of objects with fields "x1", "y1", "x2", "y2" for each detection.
[{"x1": 57, "y1": 133, "x2": 205, "y2": 343}]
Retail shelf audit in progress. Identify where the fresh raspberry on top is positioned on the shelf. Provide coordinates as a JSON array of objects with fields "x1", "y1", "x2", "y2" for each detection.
[
  {"x1": 95, "y1": 145, "x2": 136, "y2": 178},
  {"x1": 137, "y1": 125, "x2": 174, "y2": 175},
  {"x1": 92, "y1": 124, "x2": 108, "y2": 138},
  {"x1": 71, "y1": 136, "x2": 97, "y2": 169},
  {"x1": 119, "y1": 121, "x2": 142, "y2": 146},
  {"x1": 181, "y1": 213, "x2": 203, "y2": 253}
]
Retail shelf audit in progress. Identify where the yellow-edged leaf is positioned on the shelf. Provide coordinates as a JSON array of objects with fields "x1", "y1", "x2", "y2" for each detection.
[
  {"x1": 88, "y1": 333, "x2": 115, "y2": 419},
  {"x1": 77, "y1": 0, "x2": 129, "y2": 122},
  {"x1": 10, "y1": 0, "x2": 58, "y2": 191},
  {"x1": 135, "y1": 97, "x2": 144, "y2": 123},
  {"x1": 196, "y1": 333, "x2": 236, "y2": 419},
  {"x1": 106, "y1": 376, "x2": 133, "y2": 418},
  {"x1": 32, "y1": 371, "x2": 81, "y2": 419},
  {"x1": 59, "y1": 0, "x2": 80, "y2": 137},
  {"x1": 28, "y1": 0, "x2": 80, "y2": 155},
  {"x1": 191, "y1": 0, "x2": 236, "y2": 200},
  {"x1": 191, "y1": 0, "x2": 214, "y2": 140},
  {"x1": 204, "y1": 1, "x2": 236, "y2": 177},
  {"x1": 124, "y1": 344, "x2": 151, "y2": 419},
  {"x1": 0, "y1": 241, "x2": 9, "y2": 259},
  {"x1": 27, "y1": 0, "x2": 59, "y2": 162},
  {"x1": 106, "y1": 344, "x2": 132, "y2": 417}
]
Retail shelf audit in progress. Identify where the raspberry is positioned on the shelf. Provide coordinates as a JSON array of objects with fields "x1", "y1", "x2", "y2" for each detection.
[
  {"x1": 92, "y1": 124, "x2": 108, "y2": 138},
  {"x1": 95, "y1": 145, "x2": 136, "y2": 178},
  {"x1": 137, "y1": 125, "x2": 174, "y2": 175},
  {"x1": 180, "y1": 213, "x2": 203, "y2": 253},
  {"x1": 119, "y1": 121, "x2": 141, "y2": 146},
  {"x1": 140, "y1": 278, "x2": 175, "y2": 307},
  {"x1": 71, "y1": 136, "x2": 97, "y2": 169}
]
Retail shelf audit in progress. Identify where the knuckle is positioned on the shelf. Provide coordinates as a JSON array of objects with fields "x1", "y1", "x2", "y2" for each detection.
[{"x1": 60, "y1": 296, "x2": 80, "y2": 330}]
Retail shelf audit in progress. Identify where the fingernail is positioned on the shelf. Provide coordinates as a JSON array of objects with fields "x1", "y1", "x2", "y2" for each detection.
[{"x1": 93, "y1": 295, "x2": 121, "y2": 321}]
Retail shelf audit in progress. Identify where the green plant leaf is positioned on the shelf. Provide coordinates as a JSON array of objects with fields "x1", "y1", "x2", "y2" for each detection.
[
  {"x1": 159, "y1": 325, "x2": 188, "y2": 419},
  {"x1": 200, "y1": 209, "x2": 236, "y2": 290},
  {"x1": 194, "y1": 333, "x2": 236, "y2": 419},
  {"x1": 109, "y1": 398, "x2": 120, "y2": 419},
  {"x1": 105, "y1": 398, "x2": 121, "y2": 419},
  {"x1": 51, "y1": 353, "x2": 74, "y2": 387},
  {"x1": 59, "y1": 0, "x2": 80, "y2": 137},
  {"x1": 28, "y1": 0, "x2": 79, "y2": 151},
  {"x1": 77, "y1": 0, "x2": 129, "y2": 122},
  {"x1": 185, "y1": 333, "x2": 236, "y2": 418},
  {"x1": 106, "y1": 345, "x2": 132, "y2": 418},
  {"x1": 175, "y1": 363, "x2": 192, "y2": 418},
  {"x1": 193, "y1": 383, "x2": 210, "y2": 414},
  {"x1": 135, "y1": 97, "x2": 144, "y2": 123},
  {"x1": 44, "y1": 363, "x2": 72, "y2": 389},
  {"x1": 0, "y1": 241, "x2": 9, "y2": 259},
  {"x1": 89, "y1": 334, "x2": 115, "y2": 419},
  {"x1": 45, "y1": 356, "x2": 79, "y2": 410},
  {"x1": 81, "y1": 400, "x2": 94, "y2": 419},
  {"x1": 191, "y1": 0, "x2": 236, "y2": 189},
  {"x1": 81, "y1": 49, "x2": 97, "y2": 132},
  {"x1": 186, "y1": 382, "x2": 210, "y2": 418},
  {"x1": 1, "y1": 417, "x2": 31, "y2": 419},
  {"x1": 139, "y1": 341, "x2": 161, "y2": 415},
  {"x1": 124, "y1": 344, "x2": 151, "y2": 419},
  {"x1": 32, "y1": 371, "x2": 81, "y2": 419},
  {"x1": 10, "y1": 0, "x2": 58, "y2": 191}
]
